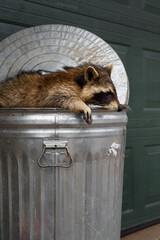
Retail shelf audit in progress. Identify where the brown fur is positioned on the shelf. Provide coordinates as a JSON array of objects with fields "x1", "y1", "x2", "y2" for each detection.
[{"x1": 0, "y1": 63, "x2": 126, "y2": 124}]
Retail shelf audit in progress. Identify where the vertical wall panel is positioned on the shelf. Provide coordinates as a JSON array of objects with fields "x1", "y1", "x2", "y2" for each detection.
[{"x1": 0, "y1": 0, "x2": 160, "y2": 232}]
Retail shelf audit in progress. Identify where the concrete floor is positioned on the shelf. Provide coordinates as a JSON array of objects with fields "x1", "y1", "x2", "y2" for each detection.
[{"x1": 121, "y1": 224, "x2": 160, "y2": 240}]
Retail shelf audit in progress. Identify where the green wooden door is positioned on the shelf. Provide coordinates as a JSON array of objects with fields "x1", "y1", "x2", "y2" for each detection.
[{"x1": 0, "y1": 0, "x2": 160, "y2": 232}]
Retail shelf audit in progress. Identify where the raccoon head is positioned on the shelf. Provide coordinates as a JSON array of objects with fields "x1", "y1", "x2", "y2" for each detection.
[{"x1": 80, "y1": 64, "x2": 126, "y2": 111}]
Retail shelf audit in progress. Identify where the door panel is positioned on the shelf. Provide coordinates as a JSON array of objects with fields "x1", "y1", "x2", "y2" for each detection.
[{"x1": 0, "y1": 0, "x2": 159, "y2": 231}]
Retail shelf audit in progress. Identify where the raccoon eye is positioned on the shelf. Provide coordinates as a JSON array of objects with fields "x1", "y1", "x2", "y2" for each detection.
[{"x1": 105, "y1": 91, "x2": 113, "y2": 96}]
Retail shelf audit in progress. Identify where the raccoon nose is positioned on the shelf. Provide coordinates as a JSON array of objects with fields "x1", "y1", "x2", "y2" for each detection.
[
  {"x1": 118, "y1": 104, "x2": 128, "y2": 112},
  {"x1": 118, "y1": 105, "x2": 123, "y2": 112}
]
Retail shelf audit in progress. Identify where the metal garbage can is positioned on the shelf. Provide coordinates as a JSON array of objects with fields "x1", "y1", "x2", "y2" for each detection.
[{"x1": 0, "y1": 25, "x2": 129, "y2": 240}]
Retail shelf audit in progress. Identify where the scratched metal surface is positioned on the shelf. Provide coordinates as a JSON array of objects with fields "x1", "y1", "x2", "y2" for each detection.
[
  {"x1": 0, "y1": 109, "x2": 127, "y2": 240},
  {"x1": 0, "y1": 25, "x2": 129, "y2": 240},
  {"x1": 0, "y1": 24, "x2": 129, "y2": 105}
]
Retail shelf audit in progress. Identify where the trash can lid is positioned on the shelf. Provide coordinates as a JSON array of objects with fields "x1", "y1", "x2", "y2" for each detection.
[{"x1": 0, "y1": 24, "x2": 129, "y2": 104}]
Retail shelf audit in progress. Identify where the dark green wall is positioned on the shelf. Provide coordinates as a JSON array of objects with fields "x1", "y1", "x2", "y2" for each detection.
[{"x1": 0, "y1": 0, "x2": 160, "y2": 231}]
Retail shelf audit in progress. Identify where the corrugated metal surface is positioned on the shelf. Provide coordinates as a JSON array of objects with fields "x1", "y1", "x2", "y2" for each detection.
[
  {"x1": 0, "y1": 109, "x2": 127, "y2": 240},
  {"x1": 0, "y1": 25, "x2": 129, "y2": 105}
]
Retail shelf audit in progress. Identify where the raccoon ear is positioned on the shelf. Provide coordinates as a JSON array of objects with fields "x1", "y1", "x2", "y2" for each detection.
[
  {"x1": 106, "y1": 64, "x2": 113, "y2": 76},
  {"x1": 85, "y1": 66, "x2": 99, "y2": 81}
]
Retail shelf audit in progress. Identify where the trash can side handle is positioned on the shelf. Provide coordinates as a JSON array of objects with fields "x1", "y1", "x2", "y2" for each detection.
[{"x1": 37, "y1": 140, "x2": 73, "y2": 168}]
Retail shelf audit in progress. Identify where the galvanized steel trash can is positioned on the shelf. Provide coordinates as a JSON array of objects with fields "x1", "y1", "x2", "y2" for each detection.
[{"x1": 0, "y1": 25, "x2": 129, "y2": 240}]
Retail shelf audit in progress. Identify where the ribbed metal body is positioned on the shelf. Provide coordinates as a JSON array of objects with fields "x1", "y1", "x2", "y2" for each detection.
[{"x1": 0, "y1": 109, "x2": 127, "y2": 240}]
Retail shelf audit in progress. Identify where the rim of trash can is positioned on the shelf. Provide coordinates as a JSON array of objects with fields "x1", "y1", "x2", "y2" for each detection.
[{"x1": 0, "y1": 24, "x2": 129, "y2": 105}]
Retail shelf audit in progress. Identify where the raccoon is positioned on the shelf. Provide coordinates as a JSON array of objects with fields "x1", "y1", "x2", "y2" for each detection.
[{"x1": 0, "y1": 63, "x2": 127, "y2": 124}]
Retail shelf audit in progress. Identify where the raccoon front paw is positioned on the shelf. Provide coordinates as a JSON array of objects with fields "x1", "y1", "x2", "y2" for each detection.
[{"x1": 83, "y1": 107, "x2": 92, "y2": 125}]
